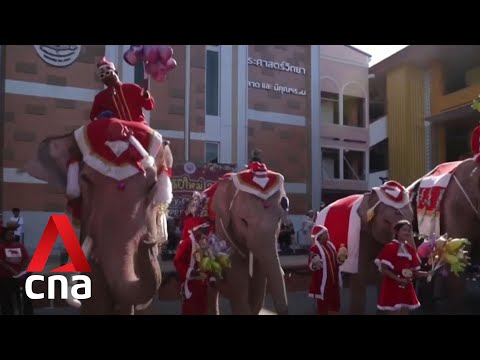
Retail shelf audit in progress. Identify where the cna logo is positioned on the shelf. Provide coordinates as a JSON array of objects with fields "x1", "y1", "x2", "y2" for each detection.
[{"x1": 25, "y1": 215, "x2": 92, "y2": 301}]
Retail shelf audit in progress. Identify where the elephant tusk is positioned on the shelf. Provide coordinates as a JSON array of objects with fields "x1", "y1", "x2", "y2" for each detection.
[
  {"x1": 249, "y1": 251, "x2": 254, "y2": 278},
  {"x1": 65, "y1": 236, "x2": 94, "y2": 309}
]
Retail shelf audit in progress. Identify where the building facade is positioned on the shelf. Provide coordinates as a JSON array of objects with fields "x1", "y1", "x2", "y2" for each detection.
[
  {"x1": 368, "y1": 45, "x2": 480, "y2": 188},
  {"x1": 0, "y1": 45, "x2": 370, "y2": 250}
]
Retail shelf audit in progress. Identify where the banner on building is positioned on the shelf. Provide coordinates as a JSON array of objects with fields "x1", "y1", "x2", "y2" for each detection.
[{"x1": 169, "y1": 162, "x2": 236, "y2": 219}]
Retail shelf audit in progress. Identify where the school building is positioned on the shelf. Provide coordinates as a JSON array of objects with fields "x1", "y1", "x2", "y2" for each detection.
[{"x1": 0, "y1": 45, "x2": 371, "y2": 249}]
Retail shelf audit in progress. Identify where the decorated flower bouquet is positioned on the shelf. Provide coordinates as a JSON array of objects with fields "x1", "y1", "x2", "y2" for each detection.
[{"x1": 194, "y1": 233, "x2": 232, "y2": 279}]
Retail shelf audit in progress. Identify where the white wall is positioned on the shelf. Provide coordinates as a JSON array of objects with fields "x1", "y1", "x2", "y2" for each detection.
[
  {"x1": 368, "y1": 170, "x2": 389, "y2": 189},
  {"x1": 369, "y1": 115, "x2": 387, "y2": 147}
]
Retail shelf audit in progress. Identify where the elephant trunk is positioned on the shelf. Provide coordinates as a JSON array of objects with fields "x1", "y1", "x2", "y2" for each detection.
[
  {"x1": 100, "y1": 235, "x2": 162, "y2": 307},
  {"x1": 254, "y1": 241, "x2": 288, "y2": 315}
]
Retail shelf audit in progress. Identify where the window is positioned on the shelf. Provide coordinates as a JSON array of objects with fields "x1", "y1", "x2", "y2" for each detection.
[
  {"x1": 206, "y1": 47, "x2": 220, "y2": 116},
  {"x1": 322, "y1": 148, "x2": 340, "y2": 179},
  {"x1": 369, "y1": 139, "x2": 388, "y2": 173},
  {"x1": 343, "y1": 150, "x2": 366, "y2": 180},
  {"x1": 321, "y1": 92, "x2": 339, "y2": 125},
  {"x1": 205, "y1": 142, "x2": 219, "y2": 163},
  {"x1": 343, "y1": 95, "x2": 365, "y2": 127}
]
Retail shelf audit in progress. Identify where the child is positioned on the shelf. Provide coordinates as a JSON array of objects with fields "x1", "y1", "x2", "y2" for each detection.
[
  {"x1": 173, "y1": 220, "x2": 212, "y2": 315},
  {"x1": 375, "y1": 220, "x2": 431, "y2": 315},
  {"x1": 308, "y1": 225, "x2": 345, "y2": 315}
]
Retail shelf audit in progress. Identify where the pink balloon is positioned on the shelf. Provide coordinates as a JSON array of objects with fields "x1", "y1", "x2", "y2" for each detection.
[
  {"x1": 151, "y1": 71, "x2": 167, "y2": 82},
  {"x1": 158, "y1": 45, "x2": 173, "y2": 63},
  {"x1": 417, "y1": 239, "x2": 435, "y2": 258},
  {"x1": 143, "y1": 45, "x2": 161, "y2": 63},
  {"x1": 123, "y1": 45, "x2": 144, "y2": 66},
  {"x1": 165, "y1": 58, "x2": 177, "y2": 71}
]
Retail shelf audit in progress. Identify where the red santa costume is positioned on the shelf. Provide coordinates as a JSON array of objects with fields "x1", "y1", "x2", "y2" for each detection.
[
  {"x1": 173, "y1": 219, "x2": 213, "y2": 315},
  {"x1": 308, "y1": 225, "x2": 343, "y2": 315},
  {"x1": 374, "y1": 240, "x2": 421, "y2": 312},
  {"x1": 471, "y1": 125, "x2": 480, "y2": 159},
  {"x1": 90, "y1": 57, "x2": 155, "y2": 123}
]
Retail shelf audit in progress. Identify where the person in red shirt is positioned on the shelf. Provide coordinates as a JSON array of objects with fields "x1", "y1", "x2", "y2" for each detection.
[
  {"x1": 375, "y1": 220, "x2": 431, "y2": 315},
  {"x1": 174, "y1": 219, "x2": 214, "y2": 315},
  {"x1": 89, "y1": 57, "x2": 155, "y2": 123},
  {"x1": 308, "y1": 225, "x2": 344, "y2": 315},
  {"x1": 0, "y1": 224, "x2": 33, "y2": 315}
]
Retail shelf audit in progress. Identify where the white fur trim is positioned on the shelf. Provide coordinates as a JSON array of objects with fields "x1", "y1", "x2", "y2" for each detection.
[
  {"x1": 231, "y1": 172, "x2": 284, "y2": 200},
  {"x1": 105, "y1": 140, "x2": 129, "y2": 157},
  {"x1": 315, "y1": 196, "x2": 362, "y2": 274},
  {"x1": 66, "y1": 162, "x2": 80, "y2": 199},
  {"x1": 311, "y1": 226, "x2": 327, "y2": 242},
  {"x1": 252, "y1": 176, "x2": 269, "y2": 188},
  {"x1": 183, "y1": 233, "x2": 198, "y2": 300},
  {"x1": 377, "y1": 303, "x2": 420, "y2": 311},
  {"x1": 74, "y1": 126, "x2": 164, "y2": 181},
  {"x1": 374, "y1": 259, "x2": 394, "y2": 271},
  {"x1": 141, "y1": 155, "x2": 155, "y2": 169},
  {"x1": 314, "y1": 240, "x2": 328, "y2": 301},
  {"x1": 129, "y1": 135, "x2": 149, "y2": 158},
  {"x1": 372, "y1": 185, "x2": 409, "y2": 209},
  {"x1": 98, "y1": 63, "x2": 115, "y2": 72},
  {"x1": 154, "y1": 171, "x2": 173, "y2": 205}
]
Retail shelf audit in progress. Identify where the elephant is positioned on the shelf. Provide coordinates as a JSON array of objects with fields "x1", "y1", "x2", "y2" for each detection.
[
  {"x1": 408, "y1": 157, "x2": 480, "y2": 313},
  {"x1": 23, "y1": 118, "x2": 173, "y2": 315},
  {"x1": 314, "y1": 180, "x2": 413, "y2": 315},
  {"x1": 183, "y1": 163, "x2": 290, "y2": 315}
]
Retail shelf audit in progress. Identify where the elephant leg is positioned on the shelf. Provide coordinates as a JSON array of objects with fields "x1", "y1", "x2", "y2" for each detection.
[
  {"x1": 348, "y1": 273, "x2": 367, "y2": 315},
  {"x1": 248, "y1": 262, "x2": 267, "y2": 314},
  {"x1": 227, "y1": 254, "x2": 251, "y2": 315},
  {"x1": 81, "y1": 262, "x2": 114, "y2": 315}
]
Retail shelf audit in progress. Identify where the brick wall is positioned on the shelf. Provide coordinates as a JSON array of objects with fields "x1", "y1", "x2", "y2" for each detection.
[
  {"x1": 6, "y1": 45, "x2": 105, "y2": 89},
  {"x1": 149, "y1": 45, "x2": 186, "y2": 132}
]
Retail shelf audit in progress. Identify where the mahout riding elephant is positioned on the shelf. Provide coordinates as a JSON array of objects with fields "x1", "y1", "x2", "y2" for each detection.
[
  {"x1": 23, "y1": 118, "x2": 173, "y2": 315},
  {"x1": 314, "y1": 181, "x2": 413, "y2": 314},
  {"x1": 181, "y1": 161, "x2": 290, "y2": 315},
  {"x1": 408, "y1": 157, "x2": 480, "y2": 313}
]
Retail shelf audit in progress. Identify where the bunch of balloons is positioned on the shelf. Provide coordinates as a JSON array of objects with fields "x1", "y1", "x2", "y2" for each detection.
[
  {"x1": 417, "y1": 233, "x2": 471, "y2": 280},
  {"x1": 123, "y1": 45, "x2": 177, "y2": 82}
]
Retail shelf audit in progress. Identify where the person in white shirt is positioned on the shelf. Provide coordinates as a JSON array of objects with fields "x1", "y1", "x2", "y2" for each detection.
[
  {"x1": 9, "y1": 208, "x2": 24, "y2": 243},
  {"x1": 298, "y1": 210, "x2": 315, "y2": 250}
]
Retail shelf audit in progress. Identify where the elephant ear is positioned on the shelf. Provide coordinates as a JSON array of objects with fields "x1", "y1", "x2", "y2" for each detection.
[
  {"x1": 356, "y1": 190, "x2": 380, "y2": 228},
  {"x1": 23, "y1": 133, "x2": 80, "y2": 192},
  {"x1": 211, "y1": 176, "x2": 237, "y2": 235}
]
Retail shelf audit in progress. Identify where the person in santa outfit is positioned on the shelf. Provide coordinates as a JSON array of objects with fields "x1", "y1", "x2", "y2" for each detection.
[
  {"x1": 308, "y1": 225, "x2": 345, "y2": 315},
  {"x1": 375, "y1": 220, "x2": 432, "y2": 315},
  {"x1": 174, "y1": 219, "x2": 214, "y2": 315},
  {"x1": 471, "y1": 124, "x2": 480, "y2": 158},
  {"x1": 90, "y1": 57, "x2": 155, "y2": 123}
]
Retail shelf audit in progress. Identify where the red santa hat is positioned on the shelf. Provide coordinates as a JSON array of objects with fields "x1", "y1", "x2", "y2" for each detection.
[
  {"x1": 97, "y1": 57, "x2": 116, "y2": 72},
  {"x1": 311, "y1": 224, "x2": 328, "y2": 242},
  {"x1": 372, "y1": 180, "x2": 409, "y2": 209}
]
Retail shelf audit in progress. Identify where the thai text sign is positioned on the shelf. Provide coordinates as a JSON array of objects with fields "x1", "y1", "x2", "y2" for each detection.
[{"x1": 169, "y1": 162, "x2": 236, "y2": 218}]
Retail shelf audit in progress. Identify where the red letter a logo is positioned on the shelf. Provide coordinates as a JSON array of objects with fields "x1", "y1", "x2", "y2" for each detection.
[{"x1": 27, "y1": 215, "x2": 91, "y2": 273}]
